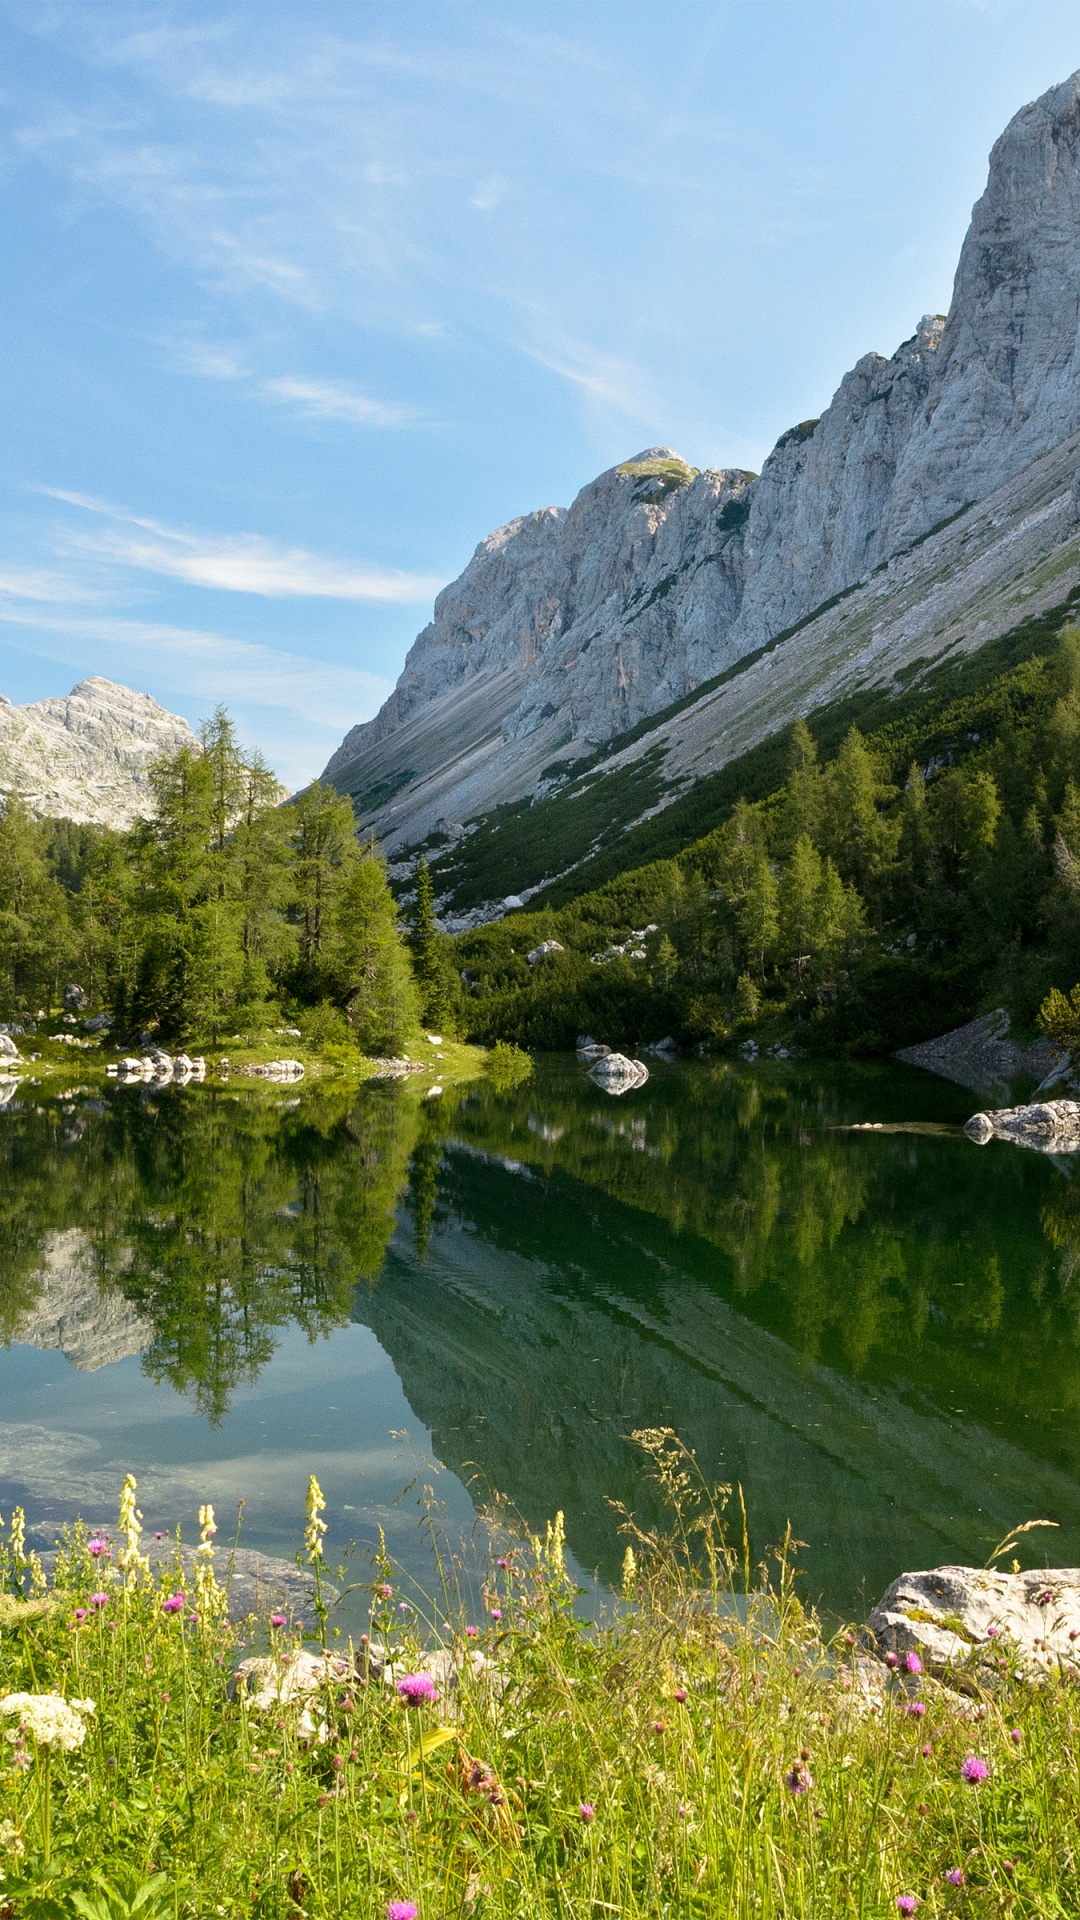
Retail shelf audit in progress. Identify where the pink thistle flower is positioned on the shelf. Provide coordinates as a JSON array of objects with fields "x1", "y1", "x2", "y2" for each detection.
[
  {"x1": 945, "y1": 1869, "x2": 966, "y2": 1887},
  {"x1": 90, "y1": 1592, "x2": 109, "y2": 1608},
  {"x1": 960, "y1": 1754, "x2": 989, "y2": 1784},
  {"x1": 73, "y1": 1608, "x2": 86, "y2": 1623},
  {"x1": 386, "y1": 1904, "x2": 418, "y2": 1920},
  {"x1": 162, "y1": 1592, "x2": 185, "y2": 1614},
  {"x1": 497, "y1": 1557, "x2": 509, "y2": 1569},
  {"x1": 1037, "y1": 1589, "x2": 1055, "y2": 1606},
  {"x1": 674, "y1": 1688, "x2": 688, "y2": 1703},
  {"x1": 465, "y1": 1626, "x2": 478, "y2": 1638},
  {"x1": 377, "y1": 1583, "x2": 393, "y2": 1600},
  {"x1": 270, "y1": 1613, "x2": 287, "y2": 1628},
  {"x1": 784, "y1": 1762, "x2": 813, "y2": 1795},
  {"x1": 922, "y1": 1744, "x2": 932, "y2": 1758},
  {"x1": 1010, "y1": 1728, "x2": 1022, "y2": 1744},
  {"x1": 579, "y1": 1802, "x2": 595, "y2": 1823},
  {"x1": 885, "y1": 1651, "x2": 898, "y2": 1668},
  {"x1": 896, "y1": 1899, "x2": 919, "y2": 1916},
  {"x1": 396, "y1": 1673, "x2": 437, "y2": 1705},
  {"x1": 652, "y1": 1720, "x2": 666, "y2": 1735},
  {"x1": 489, "y1": 1607, "x2": 502, "y2": 1621},
  {"x1": 906, "y1": 1701, "x2": 926, "y2": 1718},
  {"x1": 87, "y1": 1535, "x2": 108, "y2": 1557},
  {"x1": 902, "y1": 1652, "x2": 923, "y2": 1674}
]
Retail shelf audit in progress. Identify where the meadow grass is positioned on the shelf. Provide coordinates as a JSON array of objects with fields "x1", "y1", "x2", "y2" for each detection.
[{"x1": 0, "y1": 1436, "x2": 1075, "y2": 1919}]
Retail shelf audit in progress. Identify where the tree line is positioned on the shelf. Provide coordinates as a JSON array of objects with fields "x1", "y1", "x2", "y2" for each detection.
[
  {"x1": 0, "y1": 711, "x2": 453, "y2": 1051},
  {"x1": 451, "y1": 625, "x2": 1080, "y2": 1051}
]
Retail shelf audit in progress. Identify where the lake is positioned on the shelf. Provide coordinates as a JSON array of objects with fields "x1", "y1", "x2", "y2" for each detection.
[{"x1": 2, "y1": 1055, "x2": 1079, "y2": 1622}]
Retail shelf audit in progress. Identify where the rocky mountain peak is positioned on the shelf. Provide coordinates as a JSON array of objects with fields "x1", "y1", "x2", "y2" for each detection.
[
  {"x1": 323, "y1": 69, "x2": 1080, "y2": 860},
  {"x1": 0, "y1": 676, "x2": 197, "y2": 828}
]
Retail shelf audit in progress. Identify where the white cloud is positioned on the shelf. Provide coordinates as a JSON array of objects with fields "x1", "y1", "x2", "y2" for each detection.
[
  {"x1": 42, "y1": 489, "x2": 442, "y2": 603},
  {"x1": 518, "y1": 324, "x2": 664, "y2": 427},
  {"x1": 263, "y1": 376, "x2": 421, "y2": 428}
]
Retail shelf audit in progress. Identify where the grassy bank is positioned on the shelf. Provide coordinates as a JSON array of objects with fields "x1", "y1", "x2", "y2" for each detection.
[{"x1": 0, "y1": 1439, "x2": 1073, "y2": 1918}]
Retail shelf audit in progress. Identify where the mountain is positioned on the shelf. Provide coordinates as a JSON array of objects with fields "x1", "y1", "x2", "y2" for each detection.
[
  {"x1": 323, "y1": 69, "x2": 1080, "y2": 912},
  {"x1": 0, "y1": 677, "x2": 197, "y2": 828}
]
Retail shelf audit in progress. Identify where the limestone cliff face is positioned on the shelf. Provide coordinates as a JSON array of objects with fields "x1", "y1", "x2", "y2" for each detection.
[
  {"x1": 0, "y1": 677, "x2": 197, "y2": 828},
  {"x1": 324, "y1": 69, "x2": 1080, "y2": 849}
]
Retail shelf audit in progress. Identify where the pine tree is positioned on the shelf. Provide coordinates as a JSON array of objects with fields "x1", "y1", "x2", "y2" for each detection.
[
  {"x1": 289, "y1": 782, "x2": 360, "y2": 990},
  {"x1": 329, "y1": 847, "x2": 419, "y2": 1055},
  {"x1": 0, "y1": 790, "x2": 71, "y2": 1011},
  {"x1": 781, "y1": 719, "x2": 825, "y2": 850},
  {"x1": 737, "y1": 853, "x2": 778, "y2": 979},
  {"x1": 779, "y1": 834, "x2": 824, "y2": 980},
  {"x1": 409, "y1": 856, "x2": 450, "y2": 1030}
]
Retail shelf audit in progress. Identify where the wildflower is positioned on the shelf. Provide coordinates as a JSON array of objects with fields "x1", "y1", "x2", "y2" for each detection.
[
  {"x1": 117, "y1": 1475, "x2": 149, "y2": 1587},
  {"x1": 652, "y1": 1720, "x2": 666, "y2": 1735},
  {"x1": 270, "y1": 1613, "x2": 287, "y2": 1629},
  {"x1": 0, "y1": 1818, "x2": 24, "y2": 1858},
  {"x1": 784, "y1": 1761, "x2": 813, "y2": 1795},
  {"x1": 674, "y1": 1688, "x2": 688, "y2": 1703},
  {"x1": 89, "y1": 1592, "x2": 109, "y2": 1609},
  {"x1": 579, "y1": 1803, "x2": 595, "y2": 1823},
  {"x1": 304, "y1": 1475, "x2": 327, "y2": 1565},
  {"x1": 465, "y1": 1626, "x2": 478, "y2": 1638},
  {"x1": 917, "y1": 1802, "x2": 928, "y2": 1816},
  {"x1": 497, "y1": 1557, "x2": 509, "y2": 1569},
  {"x1": 1010, "y1": 1727, "x2": 1021, "y2": 1744},
  {"x1": 902, "y1": 1652, "x2": 923, "y2": 1674},
  {"x1": 1037, "y1": 1589, "x2": 1055, "y2": 1606},
  {"x1": 960, "y1": 1754, "x2": 989, "y2": 1784},
  {"x1": 0, "y1": 1693, "x2": 95, "y2": 1752},
  {"x1": 8, "y1": 1509, "x2": 25, "y2": 1565},
  {"x1": 1002, "y1": 1860, "x2": 1015, "y2": 1875},
  {"x1": 489, "y1": 1607, "x2": 502, "y2": 1621},
  {"x1": 396, "y1": 1674, "x2": 437, "y2": 1705},
  {"x1": 677, "y1": 1804, "x2": 690, "y2": 1818},
  {"x1": 922, "y1": 1744, "x2": 932, "y2": 1758},
  {"x1": 906, "y1": 1701, "x2": 926, "y2": 1718},
  {"x1": 386, "y1": 1903, "x2": 418, "y2": 1920},
  {"x1": 162, "y1": 1592, "x2": 185, "y2": 1614},
  {"x1": 72, "y1": 1609, "x2": 86, "y2": 1623},
  {"x1": 945, "y1": 1869, "x2": 966, "y2": 1886},
  {"x1": 885, "y1": 1651, "x2": 898, "y2": 1668},
  {"x1": 87, "y1": 1534, "x2": 108, "y2": 1559},
  {"x1": 896, "y1": 1899, "x2": 919, "y2": 1916}
]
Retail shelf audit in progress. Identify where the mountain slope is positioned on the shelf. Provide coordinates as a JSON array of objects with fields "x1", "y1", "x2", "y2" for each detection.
[
  {"x1": 323, "y1": 67, "x2": 1080, "y2": 900},
  {"x1": 0, "y1": 677, "x2": 197, "y2": 828}
]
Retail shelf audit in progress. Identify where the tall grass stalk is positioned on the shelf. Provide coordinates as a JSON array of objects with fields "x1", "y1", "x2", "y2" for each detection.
[{"x1": 0, "y1": 1441, "x2": 1077, "y2": 1916}]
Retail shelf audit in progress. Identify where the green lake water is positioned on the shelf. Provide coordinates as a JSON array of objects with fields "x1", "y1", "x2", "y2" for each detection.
[{"x1": 2, "y1": 1056, "x2": 1080, "y2": 1620}]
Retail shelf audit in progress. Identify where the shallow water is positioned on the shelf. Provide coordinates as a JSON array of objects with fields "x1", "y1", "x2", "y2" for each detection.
[{"x1": 2, "y1": 1056, "x2": 1079, "y2": 1619}]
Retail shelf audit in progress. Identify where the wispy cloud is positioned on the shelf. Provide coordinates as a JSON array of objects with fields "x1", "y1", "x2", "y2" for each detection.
[
  {"x1": 0, "y1": 603, "x2": 392, "y2": 730},
  {"x1": 518, "y1": 322, "x2": 665, "y2": 429},
  {"x1": 42, "y1": 490, "x2": 442, "y2": 603},
  {"x1": 263, "y1": 376, "x2": 421, "y2": 428}
]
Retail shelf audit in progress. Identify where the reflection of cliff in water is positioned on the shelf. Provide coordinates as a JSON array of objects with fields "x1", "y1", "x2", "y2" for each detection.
[{"x1": 357, "y1": 1066, "x2": 1080, "y2": 1614}]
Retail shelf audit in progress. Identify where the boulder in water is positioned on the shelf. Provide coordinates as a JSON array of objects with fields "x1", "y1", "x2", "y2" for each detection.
[
  {"x1": 587, "y1": 1052, "x2": 649, "y2": 1095},
  {"x1": 963, "y1": 1098, "x2": 1080, "y2": 1151}
]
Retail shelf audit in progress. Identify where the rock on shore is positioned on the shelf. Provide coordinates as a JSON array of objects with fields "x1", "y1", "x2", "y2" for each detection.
[
  {"x1": 963, "y1": 1099, "x2": 1080, "y2": 1151},
  {"x1": 866, "y1": 1564, "x2": 1080, "y2": 1677}
]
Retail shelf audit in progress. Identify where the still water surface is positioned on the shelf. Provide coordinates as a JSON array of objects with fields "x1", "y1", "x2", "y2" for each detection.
[{"x1": 2, "y1": 1057, "x2": 1079, "y2": 1618}]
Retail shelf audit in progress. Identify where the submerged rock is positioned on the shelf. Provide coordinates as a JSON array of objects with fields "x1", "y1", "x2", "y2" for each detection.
[
  {"x1": 866, "y1": 1564, "x2": 1080, "y2": 1678},
  {"x1": 963, "y1": 1098, "x2": 1080, "y2": 1151}
]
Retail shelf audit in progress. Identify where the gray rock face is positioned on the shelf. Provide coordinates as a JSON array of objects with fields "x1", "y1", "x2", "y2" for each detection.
[
  {"x1": 866, "y1": 1564, "x2": 1080, "y2": 1677},
  {"x1": 324, "y1": 70, "x2": 1080, "y2": 857},
  {"x1": 0, "y1": 677, "x2": 197, "y2": 827},
  {"x1": 898, "y1": 1010, "x2": 1064, "y2": 1097}
]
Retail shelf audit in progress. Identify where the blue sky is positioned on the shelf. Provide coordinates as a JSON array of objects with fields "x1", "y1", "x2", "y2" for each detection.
[{"x1": 2, "y1": 1, "x2": 1080, "y2": 788}]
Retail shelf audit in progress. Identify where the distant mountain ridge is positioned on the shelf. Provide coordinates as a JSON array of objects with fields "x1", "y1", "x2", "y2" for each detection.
[
  {"x1": 0, "y1": 677, "x2": 197, "y2": 828},
  {"x1": 322, "y1": 68, "x2": 1080, "y2": 898}
]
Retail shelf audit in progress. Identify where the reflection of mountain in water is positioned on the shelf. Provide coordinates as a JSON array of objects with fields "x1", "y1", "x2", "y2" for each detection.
[
  {"x1": 15, "y1": 1231, "x2": 149, "y2": 1370},
  {"x1": 360, "y1": 1144, "x2": 1080, "y2": 1614}
]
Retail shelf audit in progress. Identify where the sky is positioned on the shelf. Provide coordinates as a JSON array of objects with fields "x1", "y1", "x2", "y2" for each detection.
[{"x1": 2, "y1": 2, "x2": 1080, "y2": 789}]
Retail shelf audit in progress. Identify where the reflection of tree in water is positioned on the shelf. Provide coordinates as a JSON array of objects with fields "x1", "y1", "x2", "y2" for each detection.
[
  {"x1": 1, "y1": 1083, "x2": 430, "y2": 1421},
  {"x1": 448, "y1": 1064, "x2": 1080, "y2": 1429}
]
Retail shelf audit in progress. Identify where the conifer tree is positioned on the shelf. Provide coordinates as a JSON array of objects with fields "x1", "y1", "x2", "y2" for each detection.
[
  {"x1": 0, "y1": 790, "x2": 70, "y2": 1011},
  {"x1": 782, "y1": 719, "x2": 826, "y2": 850},
  {"x1": 329, "y1": 847, "x2": 419, "y2": 1054},
  {"x1": 738, "y1": 853, "x2": 779, "y2": 979},
  {"x1": 409, "y1": 855, "x2": 450, "y2": 1029},
  {"x1": 289, "y1": 782, "x2": 360, "y2": 991}
]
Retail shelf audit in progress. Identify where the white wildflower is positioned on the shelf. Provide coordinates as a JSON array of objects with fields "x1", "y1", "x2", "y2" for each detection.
[
  {"x1": 304, "y1": 1475, "x2": 327, "y2": 1565},
  {"x1": 117, "y1": 1474, "x2": 149, "y2": 1587},
  {"x1": 0, "y1": 1693, "x2": 95, "y2": 1752}
]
